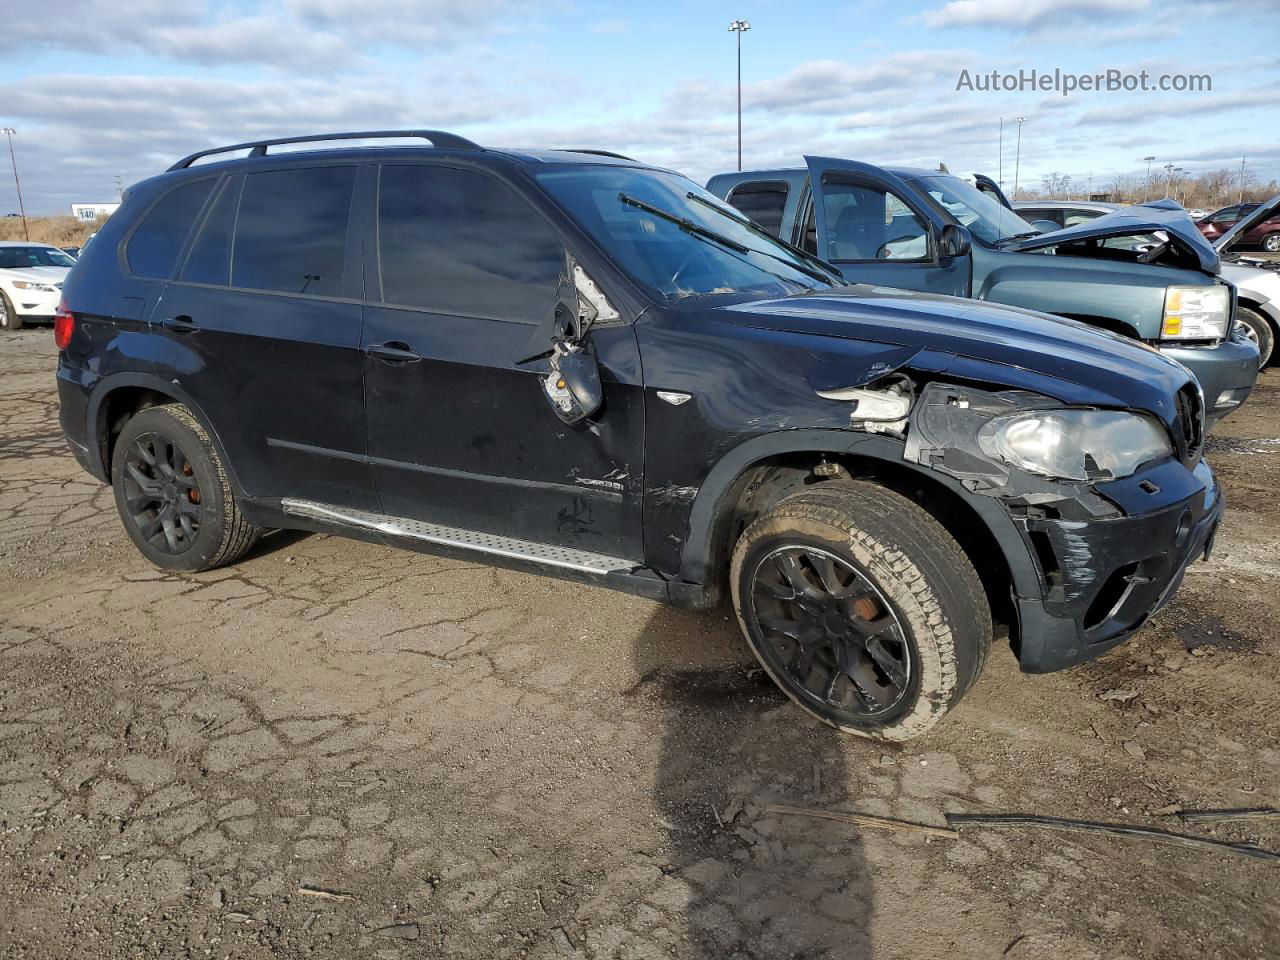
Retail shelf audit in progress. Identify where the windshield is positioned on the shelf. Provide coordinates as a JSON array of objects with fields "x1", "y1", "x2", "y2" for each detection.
[
  {"x1": 912, "y1": 175, "x2": 1035, "y2": 245},
  {"x1": 0, "y1": 245, "x2": 76, "y2": 269},
  {"x1": 535, "y1": 167, "x2": 835, "y2": 300}
]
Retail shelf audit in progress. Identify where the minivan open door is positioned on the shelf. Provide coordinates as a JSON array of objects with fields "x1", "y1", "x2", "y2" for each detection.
[{"x1": 803, "y1": 156, "x2": 971, "y2": 297}]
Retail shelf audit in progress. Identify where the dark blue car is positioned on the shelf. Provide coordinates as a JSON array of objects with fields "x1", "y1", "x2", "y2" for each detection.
[{"x1": 56, "y1": 131, "x2": 1220, "y2": 740}]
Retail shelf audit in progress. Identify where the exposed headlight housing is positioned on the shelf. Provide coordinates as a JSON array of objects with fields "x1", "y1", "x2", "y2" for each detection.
[
  {"x1": 977, "y1": 409, "x2": 1172, "y2": 482},
  {"x1": 1162, "y1": 285, "x2": 1229, "y2": 340},
  {"x1": 11, "y1": 280, "x2": 59, "y2": 293}
]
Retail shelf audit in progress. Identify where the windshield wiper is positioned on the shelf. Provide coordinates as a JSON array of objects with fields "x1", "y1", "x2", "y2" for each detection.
[
  {"x1": 618, "y1": 193, "x2": 750, "y2": 253},
  {"x1": 684, "y1": 192, "x2": 843, "y2": 284}
]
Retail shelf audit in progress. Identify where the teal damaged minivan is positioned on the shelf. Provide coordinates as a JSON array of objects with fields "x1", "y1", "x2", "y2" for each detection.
[{"x1": 708, "y1": 158, "x2": 1259, "y2": 425}]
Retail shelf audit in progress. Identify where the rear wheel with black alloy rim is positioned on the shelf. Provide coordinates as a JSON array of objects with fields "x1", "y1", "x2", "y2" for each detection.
[
  {"x1": 730, "y1": 482, "x2": 992, "y2": 741},
  {"x1": 111, "y1": 404, "x2": 259, "y2": 572},
  {"x1": 0, "y1": 291, "x2": 22, "y2": 331},
  {"x1": 1237, "y1": 306, "x2": 1274, "y2": 367}
]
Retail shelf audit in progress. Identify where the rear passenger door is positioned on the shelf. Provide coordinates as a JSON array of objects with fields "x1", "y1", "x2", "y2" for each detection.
[
  {"x1": 361, "y1": 161, "x2": 645, "y2": 561},
  {"x1": 151, "y1": 163, "x2": 377, "y2": 510}
]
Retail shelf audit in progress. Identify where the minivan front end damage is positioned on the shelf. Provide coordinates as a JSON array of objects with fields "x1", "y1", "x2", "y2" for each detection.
[{"x1": 833, "y1": 377, "x2": 1223, "y2": 672}]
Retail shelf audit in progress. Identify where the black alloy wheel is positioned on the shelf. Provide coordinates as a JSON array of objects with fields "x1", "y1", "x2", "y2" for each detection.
[
  {"x1": 748, "y1": 544, "x2": 912, "y2": 719},
  {"x1": 120, "y1": 431, "x2": 204, "y2": 555}
]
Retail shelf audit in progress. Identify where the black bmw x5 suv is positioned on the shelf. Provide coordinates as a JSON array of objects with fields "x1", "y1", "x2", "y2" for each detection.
[{"x1": 57, "y1": 130, "x2": 1221, "y2": 740}]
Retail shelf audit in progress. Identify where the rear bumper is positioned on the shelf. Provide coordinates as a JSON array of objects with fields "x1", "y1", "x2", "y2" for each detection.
[
  {"x1": 1162, "y1": 333, "x2": 1259, "y2": 426},
  {"x1": 56, "y1": 362, "x2": 103, "y2": 482},
  {"x1": 1012, "y1": 460, "x2": 1222, "y2": 673}
]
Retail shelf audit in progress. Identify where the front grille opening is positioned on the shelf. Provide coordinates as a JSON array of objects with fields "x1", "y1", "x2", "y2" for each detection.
[
  {"x1": 1084, "y1": 562, "x2": 1139, "y2": 630},
  {"x1": 1028, "y1": 531, "x2": 1062, "y2": 589}
]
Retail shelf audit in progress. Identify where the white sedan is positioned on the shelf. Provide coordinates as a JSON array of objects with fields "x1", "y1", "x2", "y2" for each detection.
[{"x1": 0, "y1": 242, "x2": 76, "y2": 331}]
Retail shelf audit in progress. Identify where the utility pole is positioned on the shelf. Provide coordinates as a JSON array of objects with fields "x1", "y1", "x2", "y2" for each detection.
[
  {"x1": 1239, "y1": 157, "x2": 1247, "y2": 204},
  {"x1": 998, "y1": 117, "x2": 1003, "y2": 187},
  {"x1": 729, "y1": 20, "x2": 750, "y2": 172},
  {"x1": 2, "y1": 127, "x2": 28, "y2": 241},
  {"x1": 1142, "y1": 155, "x2": 1156, "y2": 201},
  {"x1": 1012, "y1": 116, "x2": 1026, "y2": 199},
  {"x1": 114, "y1": 173, "x2": 124, "y2": 201}
]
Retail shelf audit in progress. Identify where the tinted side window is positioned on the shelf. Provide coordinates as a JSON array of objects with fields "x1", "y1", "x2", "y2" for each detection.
[
  {"x1": 378, "y1": 165, "x2": 562, "y2": 323},
  {"x1": 180, "y1": 177, "x2": 240, "y2": 285},
  {"x1": 822, "y1": 181, "x2": 929, "y2": 261},
  {"x1": 232, "y1": 166, "x2": 355, "y2": 297},
  {"x1": 726, "y1": 181, "x2": 789, "y2": 236},
  {"x1": 126, "y1": 179, "x2": 215, "y2": 279}
]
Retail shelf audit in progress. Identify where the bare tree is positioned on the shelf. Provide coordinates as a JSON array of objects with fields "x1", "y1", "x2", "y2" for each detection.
[{"x1": 1040, "y1": 171, "x2": 1071, "y2": 198}]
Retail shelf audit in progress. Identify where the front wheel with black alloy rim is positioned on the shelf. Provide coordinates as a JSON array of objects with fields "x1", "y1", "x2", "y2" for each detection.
[
  {"x1": 0, "y1": 291, "x2": 22, "y2": 331},
  {"x1": 730, "y1": 482, "x2": 992, "y2": 741},
  {"x1": 111, "y1": 403, "x2": 260, "y2": 572},
  {"x1": 1237, "y1": 306, "x2": 1274, "y2": 367}
]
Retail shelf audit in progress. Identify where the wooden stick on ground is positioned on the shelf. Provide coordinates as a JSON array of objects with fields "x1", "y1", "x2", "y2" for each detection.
[
  {"x1": 945, "y1": 813, "x2": 1280, "y2": 864},
  {"x1": 297, "y1": 884, "x2": 357, "y2": 902},
  {"x1": 763, "y1": 803, "x2": 959, "y2": 839}
]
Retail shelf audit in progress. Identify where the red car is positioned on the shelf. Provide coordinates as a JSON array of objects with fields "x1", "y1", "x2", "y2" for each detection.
[{"x1": 1197, "y1": 203, "x2": 1280, "y2": 252}]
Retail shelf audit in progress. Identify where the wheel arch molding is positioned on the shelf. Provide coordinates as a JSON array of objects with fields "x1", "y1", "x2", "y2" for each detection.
[
  {"x1": 86, "y1": 372, "x2": 244, "y2": 496},
  {"x1": 676, "y1": 428, "x2": 1043, "y2": 605}
]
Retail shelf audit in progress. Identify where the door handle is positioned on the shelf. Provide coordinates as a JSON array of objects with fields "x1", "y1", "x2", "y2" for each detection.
[
  {"x1": 162, "y1": 314, "x2": 199, "y2": 333},
  {"x1": 367, "y1": 341, "x2": 422, "y2": 363}
]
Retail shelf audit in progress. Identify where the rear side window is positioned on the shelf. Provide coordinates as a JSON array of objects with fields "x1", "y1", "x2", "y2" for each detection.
[
  {"x1": 232, "y1": 166, "x2": 356, "y2": 297},
  {"x1": 726, "y1": 181, "x2": 789, "y2": 236},
  {"x1": 126, "y1": 179, "x2": 215, "y2": 279},
  {"x1": 377, "y1": 165, "x2": 563, "y2": 323}
]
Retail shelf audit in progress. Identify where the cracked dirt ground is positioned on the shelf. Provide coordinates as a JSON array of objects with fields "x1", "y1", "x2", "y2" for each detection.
[{"x1": 1, "y1": 329, "x2": 1278, "y2": 960}]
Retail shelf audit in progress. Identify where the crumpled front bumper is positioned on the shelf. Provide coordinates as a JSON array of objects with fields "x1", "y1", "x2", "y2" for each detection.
[{"x1": 1012, "y1": 460, "x2": 1223, "y2": 673}]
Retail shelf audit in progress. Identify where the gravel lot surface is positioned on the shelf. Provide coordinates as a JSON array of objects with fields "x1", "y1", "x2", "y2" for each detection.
[{"x1": 2, "y1": 329, "x2": 1278, "y2": 959}]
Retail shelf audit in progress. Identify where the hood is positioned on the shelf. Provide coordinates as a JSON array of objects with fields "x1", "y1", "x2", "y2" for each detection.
[
  {"x1": 0, "y1": 265, "x2": 71, "y2": 284},
  {"x1": 717, "y1": 284, "x2": 1193, "y2": 415},
  {"x1": 1007, "y1": 198, "x2": 1220, "y2": 274},
  {"x1": 1213, "y1": 192, "x2": 1280, "y2": 253}
]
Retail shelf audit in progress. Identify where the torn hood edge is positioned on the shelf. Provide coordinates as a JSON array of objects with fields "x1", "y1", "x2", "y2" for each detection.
[
  {"x1": 1007, "y1": 197, "x2": 1220, "y2": 275},
  {"x1": 1213, "y1": 192, "x2": 1280, "y2": 254}
]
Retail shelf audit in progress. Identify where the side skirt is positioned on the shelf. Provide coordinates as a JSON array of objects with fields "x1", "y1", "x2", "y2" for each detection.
[{"x1": 240, "y1": 497, "x2": 707, "y2": 606}]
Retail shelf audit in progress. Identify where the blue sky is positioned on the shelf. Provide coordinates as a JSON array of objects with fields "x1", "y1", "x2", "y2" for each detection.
[{"x1": 1, "y1": 0, "x2": 1277, "y2": 213}]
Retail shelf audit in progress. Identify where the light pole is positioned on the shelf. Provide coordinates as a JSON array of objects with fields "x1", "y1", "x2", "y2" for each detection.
[
  {"x1": 1142, "y1": 155, "x2": 1156, "y2": 200},
  {"x1": 1239, "y1": 157, "x2": 1247, "y2": 204},
  {"x1": 1164, "y1": 162, "x2": 1176, "y2": 198},
  {"x1": 729, "y1": 19, "x2": 750, "y2": 171},
  {"x1": 998, "y1": 116, "x2": 1003, "y2": 187},
  {"x1": 1012, "y1": 116, "x2": 1026, "y2": 199},
  {"x1": 2, "y1": 127, "x2": 28, "y2": 241}
]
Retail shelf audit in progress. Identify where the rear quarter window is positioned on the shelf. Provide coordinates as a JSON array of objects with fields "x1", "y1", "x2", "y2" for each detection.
[{"x1": 125, "y1": 179, "x2": 216, "y2": 279}]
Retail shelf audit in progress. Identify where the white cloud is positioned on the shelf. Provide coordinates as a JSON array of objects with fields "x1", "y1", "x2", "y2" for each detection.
[
  {"x1": 916, "y1": 0, "x2": 1148, "y2": 31},
  {"x1": 590, "y1": 19, "x2": 631, "y2": 35}
]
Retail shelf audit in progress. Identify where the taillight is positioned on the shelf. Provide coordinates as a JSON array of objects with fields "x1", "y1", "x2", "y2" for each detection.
[{"x1": 54, "y1": 301, "x2": 75, "y2": 350}]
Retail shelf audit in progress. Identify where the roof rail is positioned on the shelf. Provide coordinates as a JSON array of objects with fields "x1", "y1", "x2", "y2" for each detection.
[
  {"x1": 167, "y1": 130, "x2": 483, "y2": 172},
  {"x1": 557, "y1": 148, "x2": 636, "y2": 162}
]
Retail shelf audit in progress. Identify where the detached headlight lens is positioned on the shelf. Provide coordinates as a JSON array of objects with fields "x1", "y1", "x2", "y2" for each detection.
[
  {"x1": 1162, "y1": 285, "x2": 1229, "y2": 340},
  {"x1": 11, "y1": 280, "x2": 58, "y2": 292},
  {"x1": 978, "y1": 410, "x2": 1172, "y2": 481}
]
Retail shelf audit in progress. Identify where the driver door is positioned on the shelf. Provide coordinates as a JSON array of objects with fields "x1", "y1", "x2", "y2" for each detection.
[{"x1": 802, "y1": 156, "x2": 970, "y2": 297}]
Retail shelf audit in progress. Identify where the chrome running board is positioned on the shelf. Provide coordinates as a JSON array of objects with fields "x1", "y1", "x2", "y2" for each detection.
[{"x1": 280, "y1": 498, "x2": 637, "y2": 576}]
